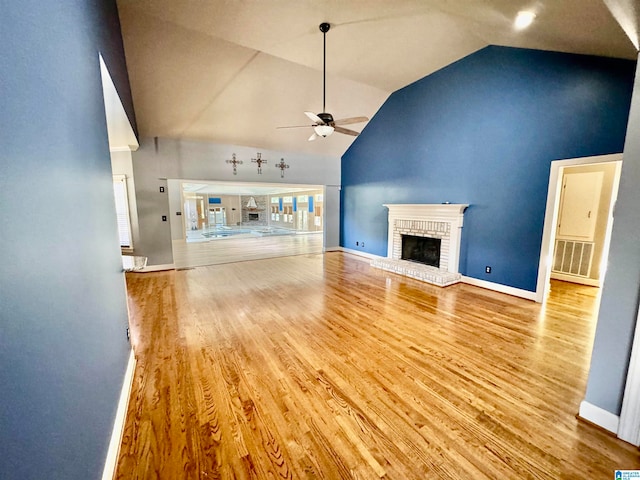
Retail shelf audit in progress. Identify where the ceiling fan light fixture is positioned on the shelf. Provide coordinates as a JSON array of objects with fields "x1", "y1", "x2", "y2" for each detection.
[
  {"x1": 515, "y1": 11, "x2": 536, "y2": 30},
  {"x1": 314, "y1": 124, "x2": 334, "y2": 137},
  {"x1": 277, "y1": 23, "x2": 368, "y2": 139}
]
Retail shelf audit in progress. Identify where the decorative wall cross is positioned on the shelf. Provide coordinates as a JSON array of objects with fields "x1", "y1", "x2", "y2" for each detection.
[
  {"x1": 225, "y1": 153, "x2": 243, "y2": 175},
  {"x1": 275, "y1": 158, "x2": 289, "y2": 178},
  {"x1": 251, "y1": 152, "x2": 267, "y2": 174}
]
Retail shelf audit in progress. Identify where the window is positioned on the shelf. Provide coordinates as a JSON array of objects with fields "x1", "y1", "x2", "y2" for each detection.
[{"x1": 113, "y1": 175, "x2": 133, "y2": 250}]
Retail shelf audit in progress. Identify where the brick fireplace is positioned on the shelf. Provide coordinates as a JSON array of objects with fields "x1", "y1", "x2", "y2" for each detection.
[{"x1": 371, "y1": 204, "x2": 468, "y2": 286}]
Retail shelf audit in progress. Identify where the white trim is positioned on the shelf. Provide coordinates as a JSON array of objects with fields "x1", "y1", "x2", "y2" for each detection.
[
  {"x1": 550, "y1": 272, "x2": 600, "y2": 287},
  {"x1": 113, "y1": 175, "x2": 134, "y2": 250},
  {"x1": 536, "y1": 153, "x2": 623, "y2": 303},
  {"x1": 618, "y1": 303, "x2": 640, "y2": 445},
  {"x1": 102, "y1": 349, "x2": 136, "y2": 480},
  {"x1": 461, "y1": 276, "x2": 537, "y2": 301},
  {"x1": 599, "y1": 160, "x2": 623, "y2": 286},
  {"x1": 138, "y1": 263, "x2": 175, "y2": 272},
  {"x1": 109, "y1": 146, "x2": 134, "y2": 153},
  {"x1": 334, "y1": 246, "x2": 382, "y2": 261},
  {"x1": 334, "y1": 248, "x2": 538, "y2": 300},
  {"x1": 384, "y1": 204, "x2": 468, "y2": 274},
  {"x1": 578, "y1": 400, "x2": 620, "y2": 434}
]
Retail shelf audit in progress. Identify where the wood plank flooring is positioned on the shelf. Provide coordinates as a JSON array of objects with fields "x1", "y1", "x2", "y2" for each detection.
[
  {"x1": 172, "y1": 233, "x2": 323, "y2": 269},
  {"x1": 116, "y1": 252, "x2": 640, "y2": 479}
]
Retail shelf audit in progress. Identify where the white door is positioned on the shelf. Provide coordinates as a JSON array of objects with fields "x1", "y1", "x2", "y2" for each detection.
[
  {"x1": 208, "y1": 207, "x2": 226, "y2": 226},
  {"x1": 557, "y1": 171, "x2": 603, "y2": 240}
]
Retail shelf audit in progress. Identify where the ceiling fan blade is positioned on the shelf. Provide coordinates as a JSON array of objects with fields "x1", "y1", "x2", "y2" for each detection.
[
  {"x1": 333, "y1": 116, "x2": 369, "y2": 126},
  {"x1": 308, "y1": 132, "x2": 318, "y2": 141},
  {"x1": 304, "y1": 111, "x2": 323, "y2": 124},
  {"x1": 334, "y1": 126, "x2": 360, "y2": 136},
  {"x1": 276, "y1": 125, "x2": 314, "y2": 129}
]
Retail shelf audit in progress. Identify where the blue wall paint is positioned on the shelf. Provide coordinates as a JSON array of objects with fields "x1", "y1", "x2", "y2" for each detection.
[
  {"x1": 0, "y1": 1, "x2": 134, "y2": 478},
  {"x1": 341, "y1": 46, "x2": 635, "y2": 291}
]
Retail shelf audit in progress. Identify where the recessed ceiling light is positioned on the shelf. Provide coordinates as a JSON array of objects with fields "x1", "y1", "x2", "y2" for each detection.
[{"x1": 515, "y1": 11, "x2": 536, "y2": 30}]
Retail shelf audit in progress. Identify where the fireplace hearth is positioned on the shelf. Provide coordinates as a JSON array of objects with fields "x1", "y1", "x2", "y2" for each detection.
[{"x1": 371, "y1": 204, "x2": 468, "y2": 287}]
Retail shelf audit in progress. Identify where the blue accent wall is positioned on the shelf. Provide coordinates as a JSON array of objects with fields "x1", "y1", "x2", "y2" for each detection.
[
  {"x1": 0, "y1": 1, "x2": 135, "y2": 478},
  {"x1": 341, "y1": 46, "x2": 635, "y2": 292}
]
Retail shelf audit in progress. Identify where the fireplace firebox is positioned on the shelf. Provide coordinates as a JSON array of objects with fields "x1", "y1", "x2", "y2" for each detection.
[{"x1": 401, "y1": 235, "x2": 441, "y2": 268}]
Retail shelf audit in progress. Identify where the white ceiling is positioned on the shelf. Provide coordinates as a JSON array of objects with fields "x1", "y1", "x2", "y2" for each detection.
[
  {"x1": 116, "y1": 0, "x2": 639, "y2": 158},
  {"x1": 100, "y1": 54, "x2": 139, "y2": 151}
]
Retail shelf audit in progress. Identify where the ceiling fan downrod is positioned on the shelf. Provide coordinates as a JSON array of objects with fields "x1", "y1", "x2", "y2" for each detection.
[
  {"x1": 275, "y1": 21, "x2": 367, "y2": 140},
  {"x1": 319, "y1": 22, "x2": 330, "y2": 114}
]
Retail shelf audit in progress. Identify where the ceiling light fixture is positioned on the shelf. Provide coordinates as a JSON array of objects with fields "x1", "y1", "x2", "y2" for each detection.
[
  {"x1": 313, "y1": 124, "x2": 334, "y2": 138},
  {"x1": 515, "y1": 11, "x2": 536, "y2": 30}
]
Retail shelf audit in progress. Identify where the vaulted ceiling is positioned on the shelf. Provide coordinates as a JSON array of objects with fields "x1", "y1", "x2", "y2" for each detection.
[{"x1": 116, "y1": 0, "x2": 639, "y2": 157}]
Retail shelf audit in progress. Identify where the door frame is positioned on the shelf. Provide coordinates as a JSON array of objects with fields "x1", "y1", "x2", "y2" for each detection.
[
  {"x1": 618, "y1": 303, "x2": 640, "y2": 445},
  {"x1": 535, "y1": 153, "x2": 623, "y2": 303}
]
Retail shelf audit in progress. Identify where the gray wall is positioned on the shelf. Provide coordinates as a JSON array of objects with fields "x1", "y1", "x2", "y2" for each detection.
[
  {"x1": 133, "y1": 137, "x2": 341, "y2": 266},
  {"x1": 585, "y1": 55, "x2": 640, "y2": 414},
  {"x1": 0, "y1": 1, "x2": 133, "y2": 479},
  {"x1": 325, "y1": 185, "x2": 341, "y2": 248}
]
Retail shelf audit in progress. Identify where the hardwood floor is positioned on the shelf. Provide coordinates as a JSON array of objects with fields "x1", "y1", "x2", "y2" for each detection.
[
  {"x1": 116, "y1": 252, "x2": 640, "y2": 479},
  {"x1": 172, "y1": 232, "x2": 323, "y2": 269}
]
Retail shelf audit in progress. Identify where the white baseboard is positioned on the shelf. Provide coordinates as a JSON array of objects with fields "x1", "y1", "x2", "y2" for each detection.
[
  {"x1": 332, "y1": 248, "x2": 539, "y2": 301},
  {"x1": 102, "y1": 349, "x2": 136, "y2": 480},
  {"x1": 138, "y1": 263, "x2": 175, "y2": 272},
  {"x1": 461, "y1": 276, "x2": 538, "y2": 301},
  {"x1": 578, "y1": 400, "x2": 619, "y2": 434},
  {"x1": 331, "y1": 247, "x2": 382, "y2": 261},
  {"x1": 550, "y1": 272, "x2": 600, "y2": 287}
]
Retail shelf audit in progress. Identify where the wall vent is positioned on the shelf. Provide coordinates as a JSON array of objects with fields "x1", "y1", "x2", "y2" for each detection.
[{"x1": 552, "y1": 240, "x2": 594, "y2": 277}]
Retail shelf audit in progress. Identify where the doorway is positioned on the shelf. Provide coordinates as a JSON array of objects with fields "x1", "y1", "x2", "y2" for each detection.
[
  {"x1": 536, "y1": 154, "x2": 622, "y2": 302},
  {"x1": 169, "y1": 181, "x2": 325, "y2": 268}
]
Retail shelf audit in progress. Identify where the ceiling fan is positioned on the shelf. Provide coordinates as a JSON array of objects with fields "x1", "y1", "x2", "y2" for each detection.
[{"x1": 278, "y1": 23, "x2": 369, "y2": 141}]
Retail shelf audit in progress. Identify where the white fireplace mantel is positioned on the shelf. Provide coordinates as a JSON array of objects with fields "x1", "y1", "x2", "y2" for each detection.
[
  {"x1": 383, "y1": 203, "x2": 468, "y2": 221},
  {"x1": 384, "y1": 203, "x2": 469, "y2": 274}
]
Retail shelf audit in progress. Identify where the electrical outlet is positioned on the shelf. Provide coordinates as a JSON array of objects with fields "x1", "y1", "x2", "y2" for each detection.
[
  {"x1": 162, "y1": 215, "x2": 167, "y2": 221},
  {"x1": 356, "y1": 241, "x2": 359, "y2": 246},
  {"x1": 362, "y1": 242, "x2": 365, "y2": 248},
  {"x1": 485, "y1": 266, "x2": 491, "y2": 274},
  {"x1": 159, "y1": 186, "x2": 165, "y2": 193}
]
